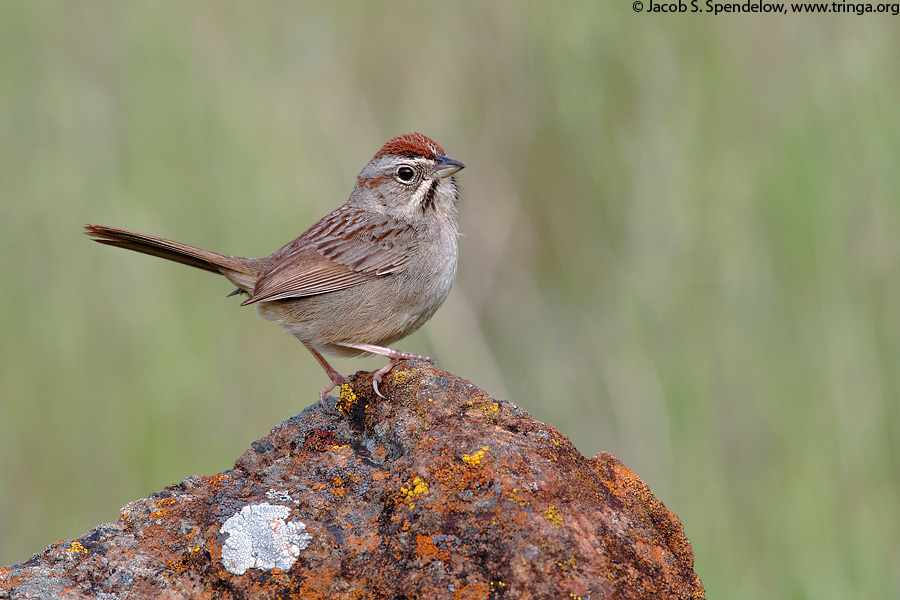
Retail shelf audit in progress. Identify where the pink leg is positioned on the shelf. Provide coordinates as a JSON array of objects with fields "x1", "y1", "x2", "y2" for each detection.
[
  {"x1": 337, "y1": 343, "x2": 434, "y2": 398},
  {"x1": 303, "y1": 343, "x2": 345, "y2": 409}
]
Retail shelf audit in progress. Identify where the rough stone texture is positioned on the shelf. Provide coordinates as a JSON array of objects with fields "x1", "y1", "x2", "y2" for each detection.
[{"x1": 0, "y1": 362, "x2": 704, "y2": 599}]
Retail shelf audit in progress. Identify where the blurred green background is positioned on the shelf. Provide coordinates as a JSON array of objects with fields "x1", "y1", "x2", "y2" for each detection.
[{"x1": 2, "y1": 2, "x2": 899, "y2": 597}]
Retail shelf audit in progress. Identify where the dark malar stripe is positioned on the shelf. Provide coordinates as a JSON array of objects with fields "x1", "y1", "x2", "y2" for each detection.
[{"x1": 421, "y1": 180, "x2": 439, "y2": 212}]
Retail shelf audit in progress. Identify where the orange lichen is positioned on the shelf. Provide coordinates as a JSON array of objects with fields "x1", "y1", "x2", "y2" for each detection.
[
  {"x1": 0, "y1": 568, "x2": 27, "y2": 589},
  {"x1": 163, "y1": 557, "x2": 189, "y2": 575},
  {"x1": 331, "y1": 476, "x2": 346, "y2": 498},
  {"x1": 3, "y1": 365, "x2": 703, "y2": 599},
  {"x1": 415, "y1": 534, "x2": 448, "y2": 561},
  {"x1": 303, "y1": 428, "x2": 339, "y2": 452},
  {"x1": 425, "y1": 446, "x2": 494, "y2": 505},
  {"x1": 371, "y1": 444, "x2": 388, "y2": 462},
  {"x1": 605, "y1": 461, "x2": 652, "y2": 501},
  {"x1": 453, "y1": 579, "x2": 490, "y2": 600},
  {"x1": 150, "y1": 497, "x2": 178, "y2": 520}
]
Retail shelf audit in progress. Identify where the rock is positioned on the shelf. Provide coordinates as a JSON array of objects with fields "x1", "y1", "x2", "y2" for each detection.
[{"x1": 0, "y1": 362, "x2": 704, "y2": 599}]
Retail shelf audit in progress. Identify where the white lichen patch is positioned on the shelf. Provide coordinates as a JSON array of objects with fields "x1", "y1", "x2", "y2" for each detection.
[
  {"x1": 220, "y1": 502, "x2": 313, "y2": 575},
  {"x1": 265, "y1": 489, "x2": 295, "y2": 503}
]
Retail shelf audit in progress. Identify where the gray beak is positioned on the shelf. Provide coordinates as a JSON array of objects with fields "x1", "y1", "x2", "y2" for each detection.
[{"x1": 431, "y1": 155, "x2": 466, "y2": 179}]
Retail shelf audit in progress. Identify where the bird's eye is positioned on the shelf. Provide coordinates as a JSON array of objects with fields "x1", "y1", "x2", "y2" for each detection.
[{"x1": 396, "y1": 166, "x2": 415, "y2": 182}]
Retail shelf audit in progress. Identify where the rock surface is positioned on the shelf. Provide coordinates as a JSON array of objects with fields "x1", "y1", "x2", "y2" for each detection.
[{"x1": 0, "y1": 362, "x2": 704, "y2": 599}]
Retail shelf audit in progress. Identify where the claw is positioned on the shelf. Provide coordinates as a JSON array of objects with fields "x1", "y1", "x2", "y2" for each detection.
[
  {"x1": 312, "y1": 342, "x2": 437, "y2": 407},
  {"x1": 316, "y1": 373, "x2": 345, "y2": 415},
  {"x1": 318, "y1": 380, "x2": 338, "y2": 410},
  {"x1": 372, "y1": 376, "x2": 385, "y2": 398},
  {"x1": 372, "y1": 358, "x2": 398, "y2": 398}
]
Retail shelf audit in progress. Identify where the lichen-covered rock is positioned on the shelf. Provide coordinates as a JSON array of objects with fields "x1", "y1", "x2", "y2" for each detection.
[{"x1": 0, "y1": 362, "x2": 704, "y2": 599}]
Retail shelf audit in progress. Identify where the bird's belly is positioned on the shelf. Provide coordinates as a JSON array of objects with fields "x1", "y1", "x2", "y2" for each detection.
[{"x1": 255, "y1": 266, "x2": 454, "y2": 357}]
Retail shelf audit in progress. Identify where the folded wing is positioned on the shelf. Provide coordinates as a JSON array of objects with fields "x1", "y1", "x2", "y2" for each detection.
[{"x1": 241, "y1": 205, "x2": 417, "y2": 305}]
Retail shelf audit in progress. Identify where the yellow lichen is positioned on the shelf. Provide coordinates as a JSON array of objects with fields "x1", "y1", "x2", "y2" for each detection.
[
  {"x1": 545, "y1": 505, "x2": 564, "y2": 528},
  {"x1": 507, "y1": 488, "x2": 530, "y2": 507},
  {"x1": 336, "y1": 384, "x2": 359, "y2": 413},
  {"x1": 461, "y1": 446, "x2": 490, "y2": 467},
  {"x1": 392, "y1": 365, "x2": 425, "y2": 386},
  {"x1": 67, "y1": 541, "x2": 86, "y2": 554},
  {"x1": 392, "y1": 370, "x2": 411, "y2": 385},
  {"x1": 400, "y1": 476, "x2": 429, "y2": 506}
]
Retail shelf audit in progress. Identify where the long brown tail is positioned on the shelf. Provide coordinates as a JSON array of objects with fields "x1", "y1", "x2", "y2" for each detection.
[{"x1": 84, "y1": 224, "x2": 261, "y2": 291}]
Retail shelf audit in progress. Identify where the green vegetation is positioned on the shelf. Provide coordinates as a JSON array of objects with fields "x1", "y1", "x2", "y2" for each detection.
[{"x1": 2, "y1": 3, "x2": 898, "y2": 598}]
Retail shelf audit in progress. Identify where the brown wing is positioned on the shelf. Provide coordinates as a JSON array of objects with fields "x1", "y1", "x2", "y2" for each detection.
[{"x1": 241, "y1": 205, "x2": 418, "y2": 305}]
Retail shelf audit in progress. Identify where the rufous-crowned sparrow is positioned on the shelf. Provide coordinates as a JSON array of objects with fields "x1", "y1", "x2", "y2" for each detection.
[{"x1": 85, "y1": 132, "x2": 465, "y2": 407}]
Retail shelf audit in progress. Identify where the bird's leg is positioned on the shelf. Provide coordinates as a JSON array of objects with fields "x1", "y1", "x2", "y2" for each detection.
[
  {"x1": 337, "y1": 343, "x2": 434, "y2": 398},
  {"x1": 303, "y1": 343, "x2": 345, "y2": 409}
]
